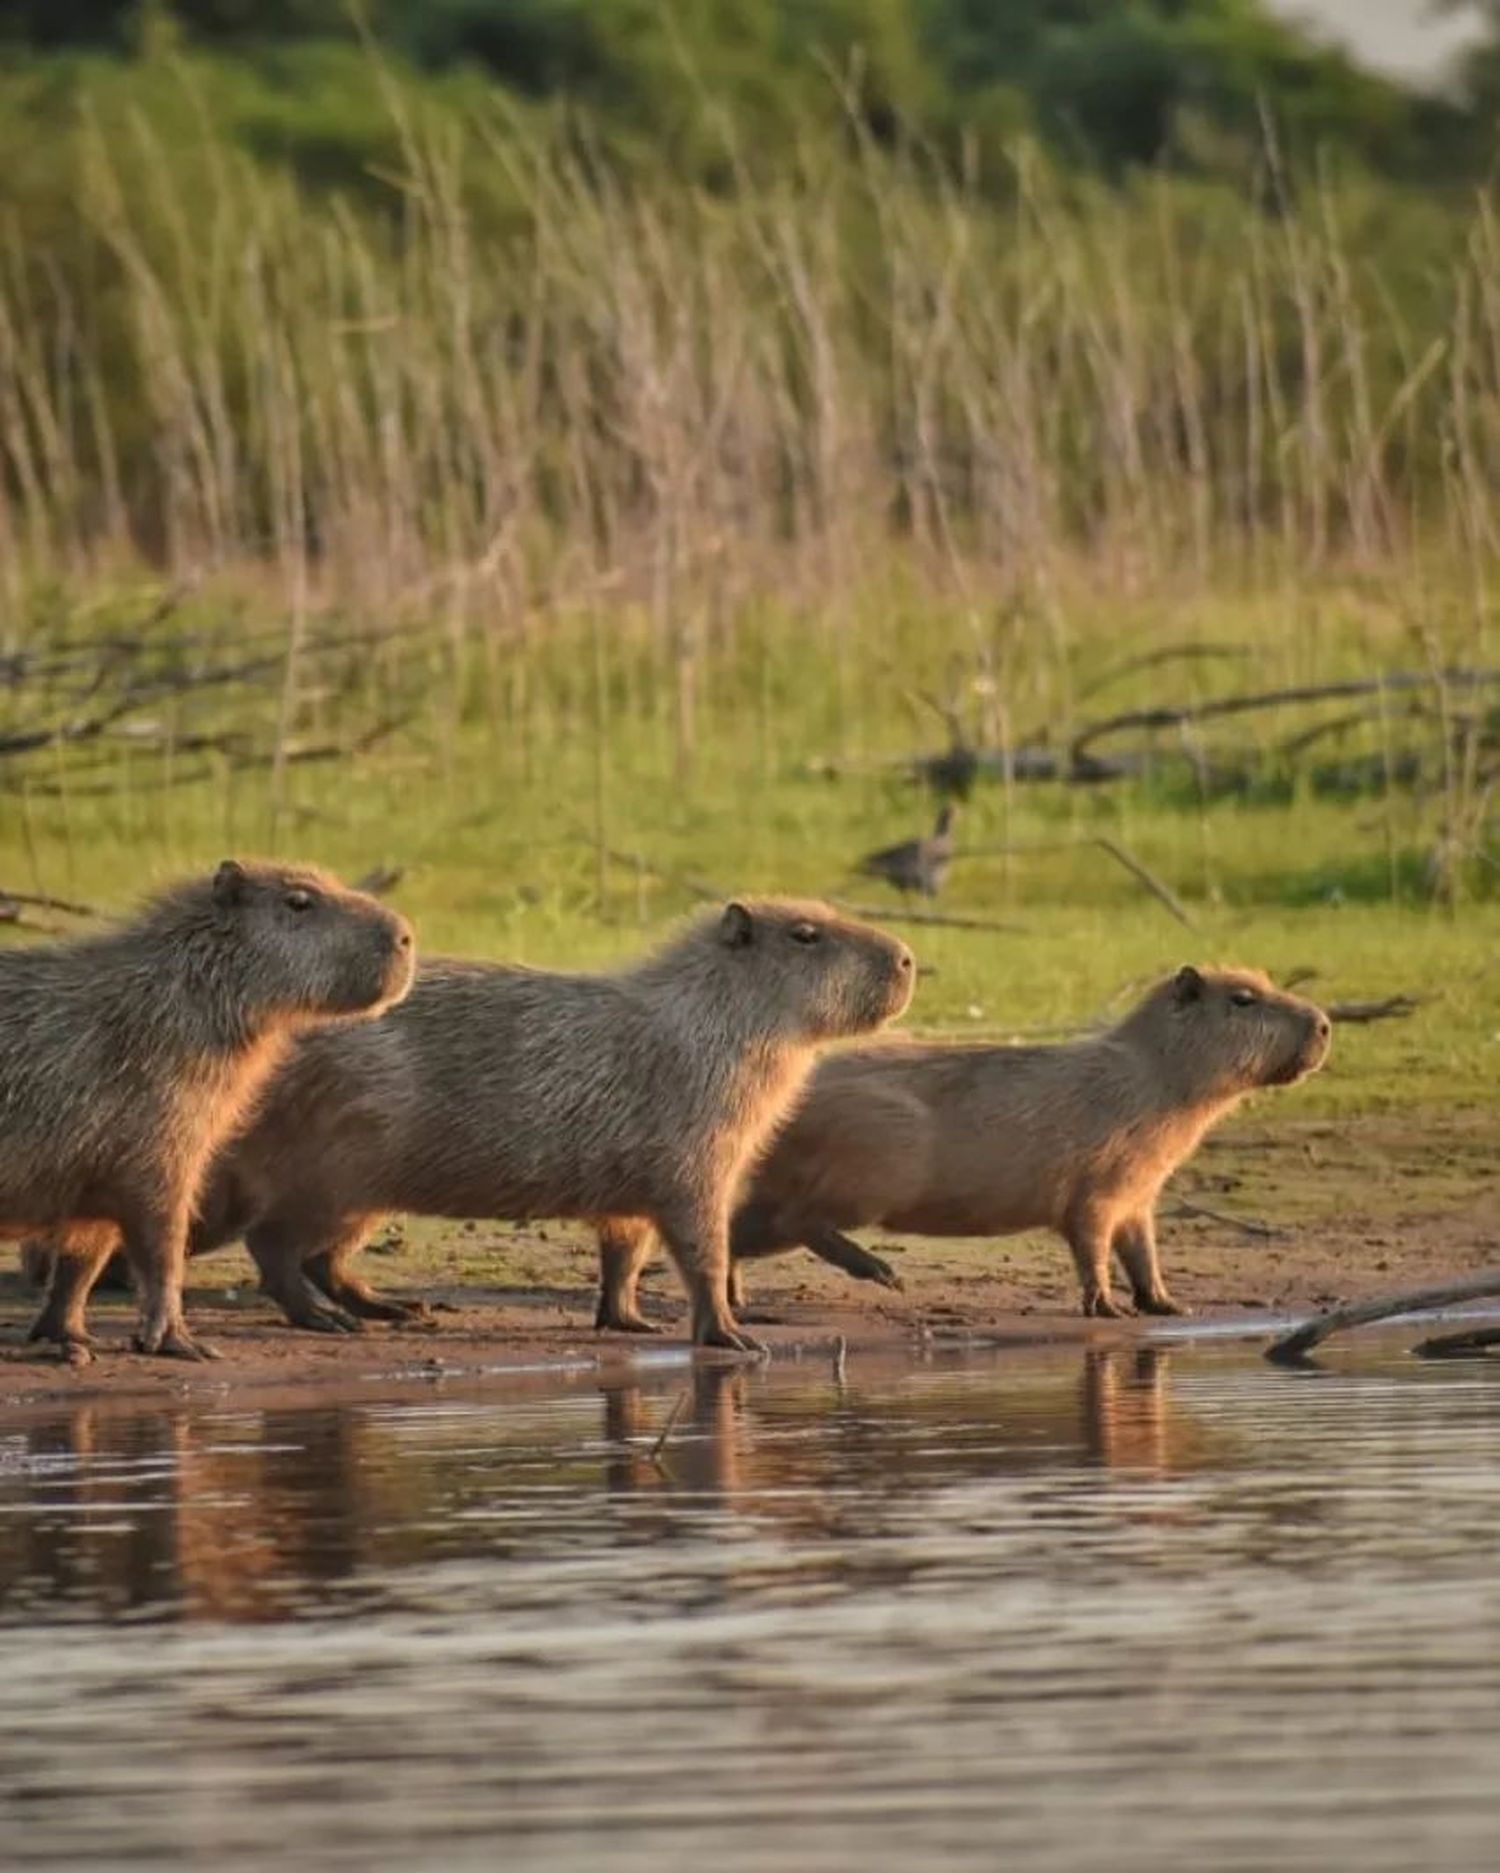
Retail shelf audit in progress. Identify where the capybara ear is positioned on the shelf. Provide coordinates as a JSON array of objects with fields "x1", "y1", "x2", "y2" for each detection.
[
  {"x1": 212, "y1": 859, "x2": 249, "y2": 908},
  {"x1": 1173, "y1": 964, "x2": 1205, "y2": 1004},
  {"x1": 720, "y1": 902, "x2": 755, "y2": 948}
]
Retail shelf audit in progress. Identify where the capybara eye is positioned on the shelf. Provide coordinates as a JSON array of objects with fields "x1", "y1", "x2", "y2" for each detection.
[
  {"x1": 284, "y1": 888, "x2": 316, "y2": 913},
  {"x1": 1230, "y1": 988, "x2": 1257, "y2": 1007},
  {"x1": 789, "y1": 922, "x2": 821, "y2": 945}
]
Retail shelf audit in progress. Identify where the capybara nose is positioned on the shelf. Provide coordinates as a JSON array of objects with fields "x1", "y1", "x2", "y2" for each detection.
[
  {"x1": 897, "y1": 948, "x2": 914, "y2": 973},
  {"x1": 1315, "y1": 1014, "x2": 1331, "y2": 1041},
  {"x1": 396, "y1": 927, "x2": 413, "y2": 953}
]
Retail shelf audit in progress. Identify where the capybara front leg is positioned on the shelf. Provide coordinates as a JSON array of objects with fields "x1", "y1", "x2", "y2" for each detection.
[
  {"x1": 27, "y1": 1226, "x2": 120, "y2": 1363},
  {"x1": 1113, "y1": 1214, "x2": 1187, "y2": 1317},
  {"x1": 657, "y1": 1202, "x2": 764, "y2": 1354},
  {"x1": 595, "y1": 1217, "x2": 662, "y2": 1333},
  {"x1": 307, "y1": 1223, "x2": 427, "y2": 1324},
  {"x1": 125, "y1": 1203, "x2": 218, "y2": 1360},
  {"x1": 1064, "y1": 1205, "x2": 1124, "y2": 1319},
  {"x1": 244, "y1": 1222, "x2": 362, "y2": 1334}
]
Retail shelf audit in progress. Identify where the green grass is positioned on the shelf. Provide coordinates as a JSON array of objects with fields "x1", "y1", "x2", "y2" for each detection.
[{"x1": 3, "y1": 576, "x2": 1496, "y2": 1124}]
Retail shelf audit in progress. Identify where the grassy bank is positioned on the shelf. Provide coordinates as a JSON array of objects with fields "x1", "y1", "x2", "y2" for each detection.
[
  {"x1": 3, "y1": 574, "x2": 1496, "y2": 1123},
  {"x1": 0, "y1": 56, "x2": 1495, "y2": 1136}
]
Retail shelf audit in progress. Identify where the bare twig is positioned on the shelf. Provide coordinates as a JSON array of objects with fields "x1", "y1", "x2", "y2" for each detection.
[
  {"x1": 955, "y1": 835, "x2": 1195, "y2": 930},
  {"x1": 1091, "y1": 836, "x2": 1197, "y2": 931},
  {"x1": 649, "y1": 1389, "x2": 689, "y2": 1467},
  {"x1": 1162, "y1": 1200, "x2": 1282, "y2": 1240},
  {"x1": 1075, "y1": 642, "x2": 1252, "y2": 704},
  {"x1": 353, "y1": 866, "x2": 405, "y2": 898},
  {"x1": 598, "y1": 842, "x2": 724, "y2": 902}
]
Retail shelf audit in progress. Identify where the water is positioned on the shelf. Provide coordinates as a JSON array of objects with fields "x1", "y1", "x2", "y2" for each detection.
[{"x1": 2, "y1": 1339, "x2": 1499, "y2": 1869}]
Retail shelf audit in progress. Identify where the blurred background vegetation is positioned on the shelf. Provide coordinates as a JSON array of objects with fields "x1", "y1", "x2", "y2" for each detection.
[{"x1": 0, "y1": 2, "x2": 1496, "y2": 1108}]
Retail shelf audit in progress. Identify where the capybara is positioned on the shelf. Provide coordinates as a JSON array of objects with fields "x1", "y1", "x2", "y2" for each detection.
[
  {"x1": 50, "y1": 899, "x2": 914, "y2": 1352},
  {"x1": 595, "y1": 965, "x2": 1331, "y2": 1327},
  {"x1": 9, "y1": 861, "x2": 415, "y2": 1359}
]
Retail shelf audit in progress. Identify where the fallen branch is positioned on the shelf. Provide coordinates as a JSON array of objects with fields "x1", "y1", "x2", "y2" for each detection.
[
  {"x1": 1266, "y1": 1270, "x2": 1500, "y2": 1363},
  {"x1": 1412, "y1": 1325, "x2": 1500, "y2": 1359},
  {"x1": 1325, "y1": 994, "x2": 1421, "y2": 1024},
  {"x1": 0, "y1": 886, "x2": 100, "y2": 918},
  {"x1": 1071, "y1": 666, "x2": 1500, "y2": 765},
  {"x1": 834, "y1": 901, "x2": 1026, "y2": 934}
]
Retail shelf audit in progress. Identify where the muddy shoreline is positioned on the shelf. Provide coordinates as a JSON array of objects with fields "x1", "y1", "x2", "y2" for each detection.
[
  {"x1": 3, "y1": 1112, "x2": 1494, "y2": 1410},
  {"x1": 3, "y1": 1209, "x2": 1495, "y2": 1412}
]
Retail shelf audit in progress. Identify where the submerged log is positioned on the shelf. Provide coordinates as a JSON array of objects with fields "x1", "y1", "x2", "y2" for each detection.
[{"x1": 1266, "y1": 1271, "x2": 1500, "y2": 1363}]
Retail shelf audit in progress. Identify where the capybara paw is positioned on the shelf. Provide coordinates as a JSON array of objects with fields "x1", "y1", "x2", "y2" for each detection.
[
  {"x1": 135, "y1": 1325, "x2": 220, "y2": 1361},
  {"x1": 335, "y1": 1292, "x2": 428, "y2": 1324},
  {"x1": 871, "y1": 1261, "x2": 905, "y2": 1293},
  {"x1": 1082, "y1": 1291, "x2": 1126, "y2": 1320},
  {"x1": 595, "y1": 1308, "x2": 663, "y2": 1336},
  {"x1": 693, "y1": 1314, "x2": 767, "y2": 1354},
  {"x1": 291, "y1": 1304, "x2": 363, "y2": 1336},
  {"x1": 27, "y1": 1316, "x2": 95, "y2": 1350},
  {"x1": 1137, "y1": 1291, "x2": 1190, "y2": 1318}
]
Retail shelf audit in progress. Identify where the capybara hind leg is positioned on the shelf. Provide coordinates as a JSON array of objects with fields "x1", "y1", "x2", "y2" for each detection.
[
  {"x1": 595, "y1": 1217, "x2": 662, "y2": 1334},
  {"x1": 1064, "y1": 1207, "x2": 1124, "y2": 1319},
  {"x1": 19, "y1": 1240, "x2": 54, "y2": 1290},
  {"x1": 244, "y1": 1223, "x2": 361, "y2": 1334},
  {"x1": 123, "y1": 1203, "x2": 218, "y2": 1360},
  {"x1": 307, "y1": 1225, "x2": 426, "y2": 1324},
  {"x1": 657, "y1": 1202, "x2": 764, "y2": 1354},
  {"x1": 27, "y1": 1227, "x2": 118, "y2": 1362},
  {"x1": 804, "y1": 1225, "x2": 904, "y2": 1292},
  {"x1": 1113, "y1": 1214, "x2": 1187, "y2": 1316}
]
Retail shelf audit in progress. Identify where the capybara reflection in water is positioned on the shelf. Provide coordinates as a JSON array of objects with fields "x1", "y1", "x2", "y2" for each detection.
[
  {"x1": 10, "y1": 861, "x2": 415, "y2": 1360},
  {"x1": 49, "y1": 900, "x2": 914, "y2": 1352},
  {"x1": 596, "y1": 966, "x2": 1330, "y2": 1327}
]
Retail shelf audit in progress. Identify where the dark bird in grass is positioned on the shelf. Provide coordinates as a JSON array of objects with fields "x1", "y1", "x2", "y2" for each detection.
[{"x1": 856, "y1": 805, "x2": 957, "y2": 898}]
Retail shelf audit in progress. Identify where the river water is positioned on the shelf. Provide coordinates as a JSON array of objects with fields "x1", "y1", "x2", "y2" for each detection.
[{"x1": 2, "y1": 1337, "x2": 1498, "y2": 1869}]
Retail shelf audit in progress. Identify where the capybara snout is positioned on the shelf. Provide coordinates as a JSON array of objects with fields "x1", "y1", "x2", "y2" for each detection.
[
  {"x1": 211, "y1": 858, "x2": 416, "y2": 1020},
  {"x1": 1270, "y1": 1004, "x2": 1332, "y2": 1086}
]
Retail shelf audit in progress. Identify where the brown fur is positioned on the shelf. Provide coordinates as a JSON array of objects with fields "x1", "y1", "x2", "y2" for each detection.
[
  {"x1": 54, "y1": 899, "x2": 914, "y2": 1351},
  {"x1": 596, "y1": 965, "x2": 1331, "y2": 1327},
  {"x1": 12, "y1": 860, "x2": 414, "y2": 1359}
]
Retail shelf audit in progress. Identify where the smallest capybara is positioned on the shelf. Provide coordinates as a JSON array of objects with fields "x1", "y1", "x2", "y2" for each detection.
[
  {"x1": 7, "y1": 860, "x2": 415, "y2": 1359},
  {"x1": 596, "y1": 965, "x2": 1330, "y2": 1327}
]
